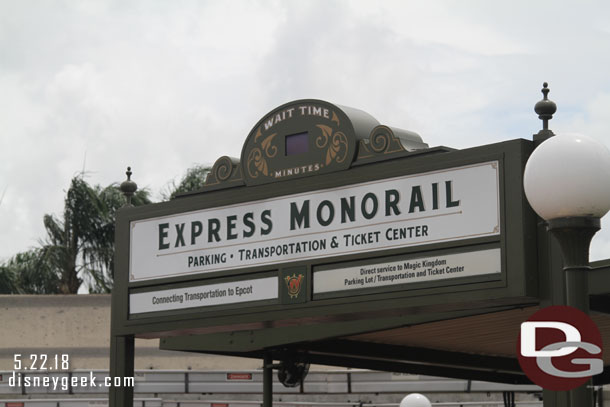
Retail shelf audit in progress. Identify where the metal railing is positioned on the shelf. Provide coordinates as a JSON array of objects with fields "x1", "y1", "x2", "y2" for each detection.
[
  {"x1": 0, "y1": 399, "x2": 545, "y2": 407},
  {"x1": 0, "y1": 370, "x2": 540, "y2": 397}
]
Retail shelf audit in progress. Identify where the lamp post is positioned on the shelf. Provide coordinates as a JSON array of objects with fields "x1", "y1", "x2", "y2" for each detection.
[
  {"x1": 524, "y1": 88, "x2": 610, "y2": 407},
  {"x1": 524, "y1": 131, "x2": 610, "y2": 312}
]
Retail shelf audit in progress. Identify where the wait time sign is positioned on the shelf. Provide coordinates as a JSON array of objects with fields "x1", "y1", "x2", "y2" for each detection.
[
  {"x1": 116, "y1": 99, "x2": 536, "y2": 341},
  {"x1": 129, "y1": 161, "x2": 499, "y2": 282}
]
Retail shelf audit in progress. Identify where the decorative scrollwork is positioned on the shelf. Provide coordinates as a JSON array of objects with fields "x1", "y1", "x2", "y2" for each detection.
[
  {"x1": 316, "y1": 124, "x2": 331, "y2": 149},
  {"x1": 327, "y1": 132, "x2": 348, "y2": 165},
  {"x1": 247, "y1": 148, "x2": 268, "y2": 178},
  {"x1": 356, "y1": 126, "x2": 408, "y2": 162},
  {"x1": 316, "y1": 125, "x2": 348, "y2": 165},
  {"x1": 254, "y1": 128, "x2": 264, "y2": 143},
  {"x1": 213, "y1": 156, "x2": 234, "y2": 181},
  {"x1": 370, "y1": 126, "x2": 392, "y2": 153},
  {"x1": 331, "y1": 111, "x2": 340, "y2": 126},
  {"x1": 246, "y1": 131, "x2": 277, "y2": 179},
  {"x1": 205, "y1": 156, "x2": 242, "y2": 187},
  {"x1": 261, "y1": 133, "x2": 278, "y2": 158}
]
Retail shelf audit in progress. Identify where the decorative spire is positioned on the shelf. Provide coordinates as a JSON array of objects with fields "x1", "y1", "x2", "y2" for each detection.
[
  {"x1": 534, "y1": 82, "x2": 557, "y2": 131},
  {"x1": 120, "y1": 166, "x2": 138, "y2": 207},
  {"x1": 533, "y1": 82, "x2": 557, "y2": 144}
]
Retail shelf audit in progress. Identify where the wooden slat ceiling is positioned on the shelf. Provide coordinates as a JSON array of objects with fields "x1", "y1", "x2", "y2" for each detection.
[{"x1": 345, "y1": 306, "x2": 610, "y2": 363}]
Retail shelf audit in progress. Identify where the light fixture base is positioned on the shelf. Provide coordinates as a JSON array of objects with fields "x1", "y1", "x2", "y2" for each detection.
[{"x1": 547, "y1": 217, "x2": 600, "y2": 269}]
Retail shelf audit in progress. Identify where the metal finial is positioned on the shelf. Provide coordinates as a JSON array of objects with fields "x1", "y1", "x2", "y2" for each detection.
[
  {"x1": 541, "y1": 82, "x2": 550, "y2": 99},
  {"x1": 120, "y1": 166, "x2": 138, "y2": 207},
  {"x1": 534, "y1": 82, "x2": 557, "y2": 131}
]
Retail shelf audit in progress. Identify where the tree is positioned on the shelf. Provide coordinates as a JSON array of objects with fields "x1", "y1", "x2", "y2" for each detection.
[
  {"x1": 39, "y1": 176, "x2": 151, "y2": 294},
  {"x1": 2, "y1": 164, "x2": 209, "y2": 294},
  {"x1": 0, "y1": 249, "x2": 60, "y2": 294},
  {"x1": 162, "y1": 165, "x2": 211, "y2": 201},
  {"x1": 83, "y1": 182, "x2": 151, "y2": 293},
  {"x1": 0, "y1": 262, "x2": 19, "y2": 294}
]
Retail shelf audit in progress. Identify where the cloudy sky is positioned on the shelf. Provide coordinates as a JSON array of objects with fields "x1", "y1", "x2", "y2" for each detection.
[{"x1": 2, "y1": 0, "x2": 610, "y2": 265}]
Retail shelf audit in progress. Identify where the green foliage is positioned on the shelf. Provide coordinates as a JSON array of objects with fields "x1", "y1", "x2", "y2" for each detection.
[
  {"x1": 1, "y1": 175, "x2": 151, "y2": 294},
  {"x1": 162, "y1": 165, "x2": 211, "y2": 201},
  {"x1": 1, "y1": 249, "x2": 60, "y2": 294},
  {"x1": 39, "y1": 176, "x2": 152, "y2": 294},
  {"x1": 82, "y1": 183, "x2": 151, "y2": 293},
  {"x1": 0, "y1": 263, "x2": 19, "y2": 294},
  {"x1": 3, "y1": 164, "x2": 208, "y2": 294}
]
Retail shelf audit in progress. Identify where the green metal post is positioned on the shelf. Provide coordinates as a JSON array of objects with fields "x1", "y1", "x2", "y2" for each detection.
[
  {"x1": 537, "y1": 215, "x2": 596, "y2": 407},
  {"x1": 538, "y1": 220, "x2": 570, "y2": 407},
  {"x1": 109, "y1": 334, "x2": 135, "y2": 407},
  {"x1": 263, "y1": 353, "x2": 273, "y2": 407},
  {"x1": 548, "y1": 217, "x2": 600, "y2": 407},
  {"x1": 548, "y1": 217, "x2": 600, "y2": 314}
]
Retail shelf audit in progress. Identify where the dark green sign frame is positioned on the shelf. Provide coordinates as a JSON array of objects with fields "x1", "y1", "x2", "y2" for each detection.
[
  {"x1": 110, "y1": 100, "x2": 549, "y2": 407},
  {"x1": 112, "y1": 138, "x2": 536, "y2": 339}
]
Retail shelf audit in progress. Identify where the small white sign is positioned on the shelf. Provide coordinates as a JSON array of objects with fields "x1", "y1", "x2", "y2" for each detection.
[
  {"x1": 129, "y1": 276, "x2": 278, "y2": 314},
  {"x1": 313, "y1": 248, "x2": 501, "y2": 294},
  {"x1": 130, "y1": 161, "x2": 500, "y2": 282}
]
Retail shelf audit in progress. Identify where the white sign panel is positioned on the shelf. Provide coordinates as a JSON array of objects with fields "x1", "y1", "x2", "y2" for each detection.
[
  {"x1": 130, "y1": 161, "x2": 500, "y2": 282},
  {"x1": 313, "y1": 248, "x2": 501, "y2": 294},
  {"x1": 129, "y1": 276, "x2": 278, "y2": 314}
]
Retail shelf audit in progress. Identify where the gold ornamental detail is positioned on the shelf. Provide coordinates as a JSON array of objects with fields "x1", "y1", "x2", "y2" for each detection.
[
  {"x1": 247, "y1": 129, "x2": 278, "y2": 178},
  {"x1": 316, "y1": 125, "x2": 348, "y2": 165}
]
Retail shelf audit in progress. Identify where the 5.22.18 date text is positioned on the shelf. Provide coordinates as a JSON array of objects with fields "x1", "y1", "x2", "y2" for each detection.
[{"x1": 13, "y1": 354, "x2": 69, "y2": 371}]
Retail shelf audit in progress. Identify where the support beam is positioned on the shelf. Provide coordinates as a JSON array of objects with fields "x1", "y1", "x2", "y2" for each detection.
[
  {"x1": 263, "y1": 353, "x2": 273, "y2": 407},
  {"x1": 159, "y1": 305, "x2": 523, "y2": 354},
  {"x1": 306, "y1": 339, "x2": 522, "y2": 374},
  {"x1": 543, "y1": 390, "x2": 569, "y2": 407},
  {"x1": 109, "y1": 335, "x2": 134, "y2": 407},
  {"x1": 295, "y1": 352, "x2": 531, "y2": 384}
]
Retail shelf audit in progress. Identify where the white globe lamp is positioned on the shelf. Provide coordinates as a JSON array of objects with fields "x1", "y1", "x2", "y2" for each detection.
[
  {"x1": 399, "y1": 393, "x2": 432, "y2": 407},
  {"x1": 524, "y1": 133, "x2": 610, "y2": 221},
  {"x1": 524, "y1": 132, "x2": 610, "y2": 313}
]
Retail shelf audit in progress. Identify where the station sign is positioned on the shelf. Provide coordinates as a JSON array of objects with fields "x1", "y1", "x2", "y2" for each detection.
[
  {"x1": 129, "y1": 276, "x2": 278, "y2": 314},
  {"x1": 313, "y1": 247, "x2": 501, "y2": 297},
  {"x1": 129, "y1": 161, "x2": 499, "y2": 282},
  {"x1": 114, "y1": 99, "x2": 536, "y2": 351}
]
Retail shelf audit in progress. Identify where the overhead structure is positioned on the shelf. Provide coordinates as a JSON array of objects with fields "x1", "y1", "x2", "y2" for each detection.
[{"x1": 110, "y1": 96, "x2": 610, "y2": 407}]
